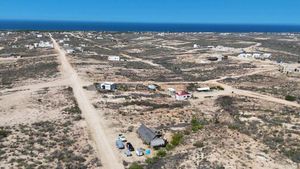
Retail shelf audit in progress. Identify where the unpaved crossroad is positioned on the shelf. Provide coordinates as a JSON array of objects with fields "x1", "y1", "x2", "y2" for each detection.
[{"x1": 50, "y1": 34, "x2": 124, "y2": 169}]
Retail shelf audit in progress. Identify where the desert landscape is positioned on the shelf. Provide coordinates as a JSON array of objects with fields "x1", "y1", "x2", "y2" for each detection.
[{"x1": 0, "y1": 31, "x2": 300, "y2": 169}]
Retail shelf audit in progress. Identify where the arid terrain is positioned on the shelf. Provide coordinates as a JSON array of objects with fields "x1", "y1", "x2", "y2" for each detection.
[{"x1": 0, "y1": 31, "x2": 300, "y2": 169}]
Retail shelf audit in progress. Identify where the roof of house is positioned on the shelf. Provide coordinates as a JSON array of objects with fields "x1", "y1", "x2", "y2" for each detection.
[
  {"x1": 150, "y1": 138, "x2": 165, "y2": 147},
  {"x1": 176, "y1": 91, "x2": 191, "y2": 96},
  {"x1": 197, "y1": 87, "x2": 210, "y2": 91},
  {"x1": 137, "y1": 124, "x2": 158, "y2": 144}
]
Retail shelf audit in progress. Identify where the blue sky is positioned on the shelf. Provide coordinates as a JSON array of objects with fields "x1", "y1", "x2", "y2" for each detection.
[{"x1": 0, "y1": 0, "x2": 300, "y2": 25}]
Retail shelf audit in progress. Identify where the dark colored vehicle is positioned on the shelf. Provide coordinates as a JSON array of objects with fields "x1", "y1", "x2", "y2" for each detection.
[{"x1": 126, "y1": 142, "x2": 134, "y2": 151}]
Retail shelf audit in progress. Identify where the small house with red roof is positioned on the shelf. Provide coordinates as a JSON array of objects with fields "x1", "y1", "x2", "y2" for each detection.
[{"x1": 175, "y1": 91, "x2": 192, "y2": 101}]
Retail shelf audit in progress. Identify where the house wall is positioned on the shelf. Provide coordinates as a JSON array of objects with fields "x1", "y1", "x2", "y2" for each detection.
[{"x1": 175, "y1": 94, "x2": 192, "y2": 100}]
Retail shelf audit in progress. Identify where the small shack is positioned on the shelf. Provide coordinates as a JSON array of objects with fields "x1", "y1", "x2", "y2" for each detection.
[
  {"x1": 108, "y1": 56, "x2": 120, "y2": 61},
  {"x1": 167, "y1": 88, "x2": 176, "y2": 96},
  {"x1": 148, "y1": 84, "x2": 159, "y2": 91},
  {"x1": 137, "y1": 124, "x2": 165, "y2": 148},
  {"x1": 197, "y1": 87, "x2": 211, "y2": 92},
  {"x1": 96, "y1": 82, "x2": 117, "y2": 91},
  {"x1": 175, "y1": 91, "x2": 192, "y2": 101}
]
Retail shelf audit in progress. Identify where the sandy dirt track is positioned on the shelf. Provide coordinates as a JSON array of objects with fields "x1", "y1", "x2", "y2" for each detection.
[{"x1": 50, "y1": 34, "x2": 124, "y2": 169}]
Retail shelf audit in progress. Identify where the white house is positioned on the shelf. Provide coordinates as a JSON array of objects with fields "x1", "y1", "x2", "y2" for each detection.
[
  {"x1": 197, "y1": 87, "x2": 211, "y2": 92},
  {"x1": 262, "y1": 53, "x2": 272, "y2": 59},
  {"x1": 38, "y1": 41, "x2": 54, "y2": 48},
  {"x1": 36, "y1": 34, "x2": 43, "y2": 38},
  {"x1": 175, "y1": 91, "x2": 192, "y2": 101},
  {"x1": 98, "y1": 82, "x2": 117, "y2": 91},
  {"x1": 66, "y1": 49, "x2": 75, "y2": 54},
  {"x1": 253, "y1": 53, "x2": 261, "y2": 58},
  {"x1": 108, "y1": 56, "x2": 120, "y2": 61}
]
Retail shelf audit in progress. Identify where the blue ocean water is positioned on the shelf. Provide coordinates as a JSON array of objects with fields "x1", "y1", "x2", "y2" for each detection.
[{"x1": 0, "y1": 20, "x2": 300, "y2": 32}]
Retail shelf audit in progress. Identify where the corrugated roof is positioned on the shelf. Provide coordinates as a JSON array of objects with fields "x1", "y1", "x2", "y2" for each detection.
[
  {"x1": 137, "y1": 124, "x2": 157, "y2": 144},
  {"x1": 150, "y1": 138, "x2": 165, "y2": 147}
]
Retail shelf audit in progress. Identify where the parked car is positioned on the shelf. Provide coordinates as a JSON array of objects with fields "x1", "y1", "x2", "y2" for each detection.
[
  {"x1": 124, "y1": 149, "x2": 132, "y2": 157},
  {"x1": 126, "y1": 142, "x2": 134, "y2": 151},
  {"x1": 118, "y1": 134, "x2": 127, "y2": 142},
  {"x1": 116, "y1": 139, "x2": 125, "y2": 149},
  {"x1": 135, "y1": 148, "x2": 144, "y2": 156}
]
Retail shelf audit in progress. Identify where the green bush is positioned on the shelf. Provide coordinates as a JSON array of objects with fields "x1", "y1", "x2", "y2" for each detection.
[
  {"x1": 283, "y1": 148, "x2": 300, "y2": 163},
  {"x1": 145, "y1": 156, "x2": 159, "y2": 164},
  {"x1": 156, "y1": 150, "x2": 167, "y2": 157},
  {"x1": 285, "y1": 95, "x2": 296, "y2": 101},
  {"x1": 129, "y1": 162, "x2": 143, "y2": 169},
  {"x1": 170, "y1": 133, "x2": 184, "y2": 146},
  {"x1": 165, "y1": 144, "x2": 174, "y2": 151},
  {"x1": 191, "y1": 117, "x2": 203, "y2": 132}
]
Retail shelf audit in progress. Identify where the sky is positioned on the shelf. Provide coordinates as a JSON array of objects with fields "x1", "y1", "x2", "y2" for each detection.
[{"x1": 0, "y1": 0, "x2": 300, "y2": 25}]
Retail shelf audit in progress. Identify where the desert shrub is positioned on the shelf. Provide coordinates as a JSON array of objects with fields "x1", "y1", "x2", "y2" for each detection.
[
  {"x1": 156, "y1": 150, "x2": 167, "y2": 157},
  {"x1": 122, "y1": 100, "x2": 189, "y2": 111},
  {"x1": 283, "y1": 148, "x2": 300, "y2": 163},
  {"x1": 0, "y1": 129, "x2": 10, "y2": 140},
  {"x1": 211, "y1": 86, "x2": 224, "y2": 91},
  {"x1": 165, "y1": 144, "x2": 174, "y2": 151},
  {"x1": 129, "y1": 162, "x2": 143, "y2": 169},
  {"x1": 193, "y1": 141, "x2": 204, "y2": 148},
  {"x1": 117, "y1": 84, "x2": 129, "y2": 91},
  {"x1": 191, "y1": 117, "x2": 203, "y2": 132},
  {"x1": 285, "y1": 95, "x2": 296, "y2": 101},
  {"x1": 145, "y1": 156, "x2": 159, "y2": 164},
  {"x1": 216, "y1": 164, "x2": 225, "y2": 169},
  {"x1": 187, "y1": 83, "x2": 198, "y2": 91},
  {"x1": 170, "y1": 133, "x2": 184, "y2": 146},
  {"x1": 228, "y1": 123, "x2": 241, "y2": 130},
  {"x1": 63, "y1": 104, "x2": 81, "y2": 115},
  {"x1": 215, "y1": 96, "x2": 238, "y2": 116}
]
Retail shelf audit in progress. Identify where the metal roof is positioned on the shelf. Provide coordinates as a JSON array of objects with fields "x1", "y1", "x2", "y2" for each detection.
[{"x1": 137, "y1": 124, "x2": 158, "y2": 145}]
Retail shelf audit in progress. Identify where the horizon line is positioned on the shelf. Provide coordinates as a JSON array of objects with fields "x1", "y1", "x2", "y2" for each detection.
[{"x1": 1, "y1": 19, "x2": 300, "y2": 26}]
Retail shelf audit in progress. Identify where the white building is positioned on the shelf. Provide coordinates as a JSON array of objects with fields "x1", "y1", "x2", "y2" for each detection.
[
  {"x1": 36, "y1": 34, "x2": 43, "y2": 38},
  {"x1": 97, "y1": 82, "x2": 117, "y2": 91},
  {"x1": 262, "y1": 53, "x2": 272, "y2": 59},
  {"x1": 175, "y1": 91, "x2": 192, "y2": 101},
  {"x1": 238, "y1": 53, "x2": 272, "y2": 59},
  {"x1": 108, "y1": 56, "x2": 120, "y2": 61},
  {"x1": 38, "y1": 41, "x2": 54, "y2": 48},
  {"x1": 197, "y1": 87, "x2": 211, "y2": 92},
  {"x1": 66, "y1": 49, "x2": 75, "y2": 54},
  {"x1": 252, "y1": 53, "x2": 261, "y2": 58}
]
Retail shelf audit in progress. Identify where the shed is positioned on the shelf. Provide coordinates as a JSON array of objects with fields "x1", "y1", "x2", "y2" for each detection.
[
  {"x1": 108, "y1": 56, "x2": 120, "y2": 61},
  {"x1": 137, "y1": 124, "x2": 165, "y2": 148},
  {"x1": 97, "y1": 82, "x2": 117, "y2": 91},
  {"x1": 197, "y1": 87, "x2": 211, "y2": 92},
  {"x1": 167, "y1": 88, "x2": 176, "y2": 95}
]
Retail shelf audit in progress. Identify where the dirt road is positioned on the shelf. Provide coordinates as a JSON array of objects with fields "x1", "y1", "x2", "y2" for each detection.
[
  {"x1": 50, "y1": 34, "x2": 124, "y2": 169},
  {"x1": 121, "y1": 53, "x2": 168, "y2": 69}
]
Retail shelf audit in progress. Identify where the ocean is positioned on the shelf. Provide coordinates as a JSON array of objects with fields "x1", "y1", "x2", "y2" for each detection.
[{"x1": 0, "y1": 20, "x2": 300, "y2": 33}]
